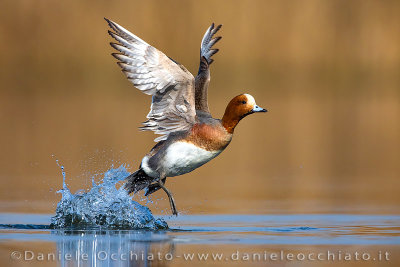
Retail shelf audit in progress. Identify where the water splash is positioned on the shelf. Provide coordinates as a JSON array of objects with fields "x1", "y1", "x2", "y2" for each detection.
[{"x1": 50, "y1": 164, "x2": 168, "y2": 230}]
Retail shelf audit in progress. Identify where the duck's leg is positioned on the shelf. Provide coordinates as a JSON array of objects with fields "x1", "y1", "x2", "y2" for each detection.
[
  {"x1": 158, "y1": 178, "x2": 178, "y2": 216},
  {"x1": 144, "y1": 178, "x2": 166, "y2": 196}
]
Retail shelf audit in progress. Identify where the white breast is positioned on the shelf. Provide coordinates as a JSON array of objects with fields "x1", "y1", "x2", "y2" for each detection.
[{"x1": 163, "y1": 141, "x2": 222, "y2": 177}]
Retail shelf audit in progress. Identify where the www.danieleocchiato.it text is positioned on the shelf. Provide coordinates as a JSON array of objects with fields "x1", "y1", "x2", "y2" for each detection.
[{"x1": 10, "y1": 250, "x2": 390, "y2": 262}]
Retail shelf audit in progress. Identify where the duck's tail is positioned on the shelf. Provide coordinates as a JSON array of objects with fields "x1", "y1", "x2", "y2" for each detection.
[{"x1": 124, "y1": 168, "x2": 152, "y2": 194}]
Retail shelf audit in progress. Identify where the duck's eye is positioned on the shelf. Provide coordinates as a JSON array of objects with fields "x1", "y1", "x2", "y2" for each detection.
[{"x1": 241, "y1": 101, "x2": 247, "y2": 105}]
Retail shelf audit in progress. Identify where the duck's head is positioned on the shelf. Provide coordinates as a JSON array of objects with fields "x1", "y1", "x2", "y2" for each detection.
[{"x1": 222, "y1": 94, "x2": 267, "y2": 133}]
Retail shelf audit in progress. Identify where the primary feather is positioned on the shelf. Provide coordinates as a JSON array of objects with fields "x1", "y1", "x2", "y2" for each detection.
[{"x1": 200, "y1": 23, "x2": 222, "y2": 64}]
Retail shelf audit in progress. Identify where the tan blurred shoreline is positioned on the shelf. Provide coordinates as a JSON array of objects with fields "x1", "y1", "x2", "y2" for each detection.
[{"x1": 0, "y1": 0, "x2": 399, "y2": 214}]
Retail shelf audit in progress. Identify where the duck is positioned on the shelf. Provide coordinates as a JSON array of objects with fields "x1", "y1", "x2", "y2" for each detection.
[{"x1": 105, "y1": 18, "x2": 267, "y2": 215}]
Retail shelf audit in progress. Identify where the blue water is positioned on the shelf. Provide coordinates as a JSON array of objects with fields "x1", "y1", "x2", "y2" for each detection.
[
  {"x1": 1, "y1": 165, "x2": 399, "y2": 266},
  {"x1": 1, "y1": 213, "x2": 399, "y2": 266},
  {"x1": 1, "y1": 213, "x2": 399, "y2": 245},
  {"x1": 1, "y1": 163, "x2": 399, "y2": 246}
]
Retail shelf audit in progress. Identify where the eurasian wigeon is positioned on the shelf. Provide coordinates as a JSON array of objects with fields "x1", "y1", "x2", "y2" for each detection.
[{"x1": 105, "y1": 18, "x2": 267, "y2": 215}]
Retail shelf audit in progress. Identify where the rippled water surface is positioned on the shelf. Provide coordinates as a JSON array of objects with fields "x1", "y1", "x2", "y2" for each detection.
[
  {"x1": 1, "y1": 213, "x2": 399, "y2": 266},
  {"x1": 1, "y1": 165, "x2": 400, "y2": 266}
]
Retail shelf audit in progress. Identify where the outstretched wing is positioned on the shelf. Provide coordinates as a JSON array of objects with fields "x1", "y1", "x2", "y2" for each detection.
[
  {"x1": 105, "y1": 18, "x2": 197, "y2": 142},
  {"x1": 195, "y1": 23, "x2": 222, "y2": 114}
]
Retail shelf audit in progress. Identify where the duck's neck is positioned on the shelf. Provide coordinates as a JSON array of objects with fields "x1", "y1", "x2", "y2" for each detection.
[{"x1": 222, "y1": 111, "x2": 240, "y2": 134}]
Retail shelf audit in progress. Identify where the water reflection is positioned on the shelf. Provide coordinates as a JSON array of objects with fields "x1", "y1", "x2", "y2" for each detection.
[{"x1": 54, "y1": 229, "x2": 174, "y2": 267}]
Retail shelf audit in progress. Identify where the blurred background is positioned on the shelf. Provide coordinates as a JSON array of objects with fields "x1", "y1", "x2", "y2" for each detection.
[{"x1": 0, "y1": 0, "x2": 399, "y2": 215}]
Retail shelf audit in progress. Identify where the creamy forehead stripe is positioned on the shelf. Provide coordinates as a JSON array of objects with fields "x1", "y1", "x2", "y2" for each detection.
[{"x1": 244, "y1": 94, "x2": 256, "y2": 106}]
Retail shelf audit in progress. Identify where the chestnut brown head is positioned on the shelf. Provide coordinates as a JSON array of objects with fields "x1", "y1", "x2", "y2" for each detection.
[{"x1": 222, "y1": 94, "x2": 267, "y2": 133}]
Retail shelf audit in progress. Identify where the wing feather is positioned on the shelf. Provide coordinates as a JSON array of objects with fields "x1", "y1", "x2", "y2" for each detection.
[
  {"x1": 200, "y1": 23, "x2": 222, "y2": 65},
  {"x1": 105, "y1": 18, "x2": 196, "y2": 141},
  {"x1": 195, "y1": 23, "x2": 222, "y2": 114}
]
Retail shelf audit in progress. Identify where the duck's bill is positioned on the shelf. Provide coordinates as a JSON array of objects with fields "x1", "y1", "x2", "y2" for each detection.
[{"x1": 252, "y1": 105, "x2": 268, "y2": 113}]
